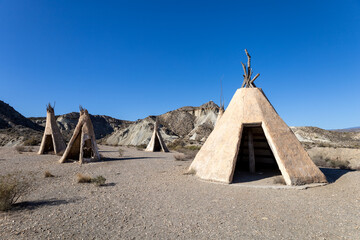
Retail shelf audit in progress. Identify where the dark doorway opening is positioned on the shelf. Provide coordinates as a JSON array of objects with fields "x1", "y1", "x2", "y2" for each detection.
[
  {"x1": 153, "y1": 135, "x2": 161, "y2": 152},
  {"x1": 232, "y1": 125, "x2": 281, "y2": 183},
  {"x1": 43, "y1": 135, "x2": 54, "y2": 154},
  {"x1": 83, "y1": 139, "x2": 93, "y2": 158}
]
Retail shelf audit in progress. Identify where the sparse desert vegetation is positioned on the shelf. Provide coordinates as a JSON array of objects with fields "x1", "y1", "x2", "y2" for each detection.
[
  {"x1": 77, "y1": 173, "x2": 106, "y2": 186},
  {"x1": 76, "y1": 173, "x2": 92, "y2": 183},
  {"x1": 15, "y1": 145, "x2": 33, "y2": 153},
  {"x1": 0, "y1": 172, "x2": 31, "y2": 211},
  {"x1": 0, "y1": 145, "x2": 359, "y2": 239},
  {"x1": 44, "y1": 171, "x2": 55, "y2": 178}
]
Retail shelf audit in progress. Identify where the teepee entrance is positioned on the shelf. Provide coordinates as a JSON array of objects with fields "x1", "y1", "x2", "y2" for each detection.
[
  {"x1": 233, "y1": 124, "x2": 281, "y2": 182},
  {"x1": 153, "y1": 135, "x2": 162, "y2": 152},
  {"x1": 43, "y1": 135, "x2": 55, "y2": 153},
  {"x1": 236, "y1": 124, "x2": 278, "y2": 172}
]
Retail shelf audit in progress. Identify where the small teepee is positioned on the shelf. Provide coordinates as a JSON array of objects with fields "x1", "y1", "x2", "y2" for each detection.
[
  {"x1": 38, "y1": 103, "x2": 66, "y2": 155},
  {"x1": 59, "y1": 106, "x2": 100, "y2": 163},
  {"x1": 189, "y1": 50, "x2": 327, "y2": 186},
  {"x1": 145, "y1": 118, "x2": 169, "y2": 152}
]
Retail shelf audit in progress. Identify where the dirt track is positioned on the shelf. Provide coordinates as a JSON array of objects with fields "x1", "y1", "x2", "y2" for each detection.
[{"x1": 0, "y1": 145, "x2": 359, "y2": 239}]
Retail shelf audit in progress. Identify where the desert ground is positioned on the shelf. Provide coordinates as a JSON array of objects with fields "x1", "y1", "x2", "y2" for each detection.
[{"x1": 0, "y1": 145, "x2": 359, "y2": 239}]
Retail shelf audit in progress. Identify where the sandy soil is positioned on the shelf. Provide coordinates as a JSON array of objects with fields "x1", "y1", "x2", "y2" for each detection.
[{"x1": 0, "y1": 145, "x2": 359, "y2": 239}]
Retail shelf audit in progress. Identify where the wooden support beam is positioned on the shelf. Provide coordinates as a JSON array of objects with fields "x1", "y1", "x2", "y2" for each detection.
[{"x1": 248, "y1": 129, "x2": 256, "y2": 173}]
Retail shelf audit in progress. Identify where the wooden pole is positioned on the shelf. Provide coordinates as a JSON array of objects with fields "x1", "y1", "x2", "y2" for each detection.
[{"x1": 248, "y1": 129, "x2": 256, "y2": 173}]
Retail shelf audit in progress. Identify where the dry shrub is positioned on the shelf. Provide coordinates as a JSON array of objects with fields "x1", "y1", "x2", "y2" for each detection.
[
  {"x1": 23, "y1": 136, "x2": 40, "y2": 146},
  {"x1": 167, "y1": 139, "x2": 186, "y2": 150},
  {"x1": 44, "y1": 171, "x2": 55, "y2": 178},
  {"x1": 313, "y1": 157, "x2": 351, "y2": 170},
  {"x1": 183, "y1": 168, "x2": 196, "y2": 175},
  {"x1": 77, "y1": 174, "x2": 106, "y2": 186},
  {"x1": 273, "y1": 176, "x2": 286, "y2": 185},
  {"x1": 15, "y1": 146, "x2": 26, "y2": 153},
  {"x1": 15, "y1": 146, "x2": 33, "y2": 154},
  {"x1": 118, "y1": 148, "x2": 124, "y2": 157},
  {"x1": 77, "y1": 173, "x2": 92, "y2": 183},
  {"x1": 0, "y1": 173, "x2": 31, "y2": 211},
  {"x1": 91, "y1": 176, "x2": 106, "y2": 186},
  {"x1": 136, "y1": 144, "x2": 147, "y2": 151},
  {"x1": 174, "y1": 154, "x2": 187, "y2": 161},
  {"x1": 185, "y1": 145, "x2": 201, "y2": 151}
]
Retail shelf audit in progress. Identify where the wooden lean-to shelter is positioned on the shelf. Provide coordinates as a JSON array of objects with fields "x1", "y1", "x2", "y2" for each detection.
[
  {"x1": 38, "y1": 103, "x2": 66, "y2": 155},
  {"x1": 188, "y1": 50, "x2": 327, "y2": 186},
  {"x1": 59, "y1": 106, "x2": 100, "y2": 163}
]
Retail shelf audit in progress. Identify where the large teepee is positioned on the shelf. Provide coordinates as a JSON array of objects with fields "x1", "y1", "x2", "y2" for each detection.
[
  {"x1": 189, "y1": 50, "x2": 327, "y2": 186},
  {"x1": 59, "y1": 106, "x2": 100, "y2": 163},
  {"x1": 145, "y1": 118, "x2": 169, "y2": 152},
  {"x1": 38, "y1": 103, "x2": 66, "y2": 155}
]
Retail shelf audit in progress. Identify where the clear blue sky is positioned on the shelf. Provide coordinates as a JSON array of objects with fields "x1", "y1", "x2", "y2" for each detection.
[{"x1": 1, "y1": 0, "x2": 359, "y2": 129}]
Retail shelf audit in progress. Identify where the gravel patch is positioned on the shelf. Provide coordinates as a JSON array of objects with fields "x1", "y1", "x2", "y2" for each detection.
[{"x1": 0, "y1": 145, "x2": 359, "y2": 239}]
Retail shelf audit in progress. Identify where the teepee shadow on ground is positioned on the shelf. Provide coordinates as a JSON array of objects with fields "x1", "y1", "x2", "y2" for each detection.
[{"x1": 319, "y1": 167, "x2": 352, "y2": 183}]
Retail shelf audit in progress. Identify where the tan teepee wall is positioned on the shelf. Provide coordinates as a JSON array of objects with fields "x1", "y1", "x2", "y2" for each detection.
[
  {"x1": 145, "y1": 118, "x2": 169, "y2": 152},
  {"x1": 188, "y1": 88, "x2": 327, "y2": 185},
  {"x1": 38, "y1": 104, "x2": 66, "y2": 155},
  {"x1": 59, "y1": 107, "x2": 100, "y2": 163},
  {"x1": 216, "y1": 107, "x2": 224, "y2": 124}
]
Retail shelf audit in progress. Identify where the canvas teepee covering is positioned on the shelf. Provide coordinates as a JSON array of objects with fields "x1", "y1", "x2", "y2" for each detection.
[
  {"x1": 145, "y1": 118, "x2": 169, "y2": 152},
  {"x1": 59, "y1": 107, "x2": 100, "y2": 163},
  {"x1": 38, "y1": 103, "x2": 66, "y2": 155},
  {"x1": 188, "y1": 50, "x2": 327, "y2": 186}
]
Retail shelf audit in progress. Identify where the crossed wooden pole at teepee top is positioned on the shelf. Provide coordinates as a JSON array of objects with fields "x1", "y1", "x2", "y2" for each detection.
[{"x1": 241, "y1": 49, "x2": 260, "y2": 88}]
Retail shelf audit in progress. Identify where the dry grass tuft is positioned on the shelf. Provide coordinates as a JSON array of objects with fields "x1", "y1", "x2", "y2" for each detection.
[
  {"x1": 15, "y1": 146, "x2": 33, "y2": 154},
  {"x1": 23, "y1": 136, "x2": 40, "y2": 146},
  {"x1": 91, "y1": 176, "x2": 106, "y2": 186},
  {"x1": 44, "y1": 171, "x2": 55, "y2": 178},
  {"x1": 313, "y1": 157, "x2": 352, "y2": 170},
  {"x1": 183, "y1": 168, "x2": 196, "y2": 175},
  {"x1": 0, "y1": 173, "x2": 31, "y2": 211},
  {"x1": 77, "y1": 174, "x2": 106, "y2": 186},
  {"x1": 136, "y1": 144, "x2": 147, "y2": 151},
  {"x1": 118, "y1": 148, "x2": 124, "y2": 157},
  {"x1": 77, "y1": 173, "x2": 92, "y2": 183},
  {"x1": 174, "y1": 154, "x2": 187, "y2": 161},
  {"x1": 273, "y1": 176, "x2": 286, "y2": 185}
]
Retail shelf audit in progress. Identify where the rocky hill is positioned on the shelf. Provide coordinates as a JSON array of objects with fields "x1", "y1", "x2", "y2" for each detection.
[
  {"x1": 290, "y1": 126, "x2": 360, "y2": 149},
  {"x1": 104, "y1": 101, "x2": 220, "y2": 146},
  {"x1": 1, "y1": 99, "x2": 359, "y2": 155},
  {"x1": 0, "y1": 100, "x2": 43, "y2": 131},
  {"x1": 0, "y1": 100, "x2": 43, "y2": 146}
]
